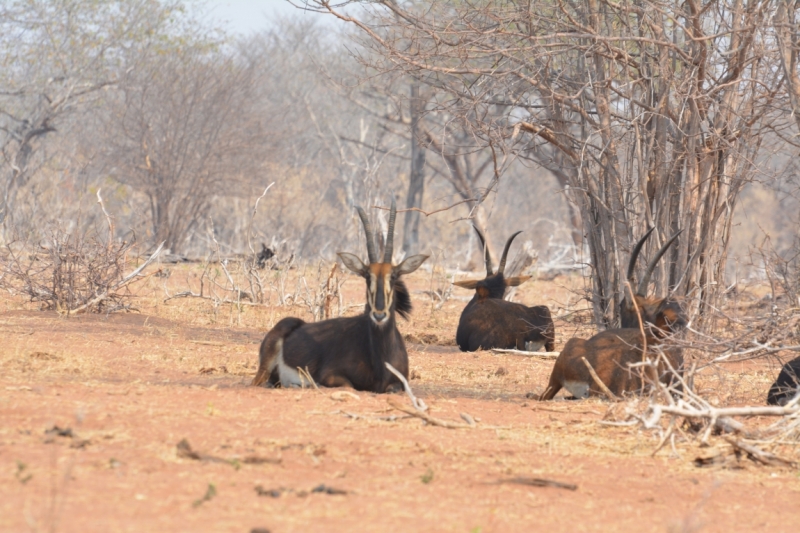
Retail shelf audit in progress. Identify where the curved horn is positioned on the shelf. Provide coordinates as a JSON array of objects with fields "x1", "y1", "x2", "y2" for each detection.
[
  {"x1": 498, "y1": 231, "x2": 523, "y2": 275},
  {"x1": 472, "y1": 224, "x2": 493, "y2": 276},
  {"x1": 356, "y1": 206, "x2": 377, "y2": 264},
  {"x1": 627, "y1": 227, "x2": 655, "y2": 284},
  {"x1": 383, "y1": 198, "x2": 397, "y2": 263},
  {"x1": 637, "y1": 230, "x2": 682, "y2": 296}
]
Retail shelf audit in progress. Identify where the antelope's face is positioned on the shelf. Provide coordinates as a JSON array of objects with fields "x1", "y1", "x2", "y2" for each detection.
[
  {"x1": 453, "y1": 273, "x2": 531, "y2": 300},
  {"x1": 366, "y1": 263, "x2": 394, "y2": 326},
  {"x1": 629, "y1": 295, "x2": 687, "y2": 337},
  {"x1": 338, "y1": 252, "x2": 429, "y2": 327},
  {"x1": 454, "y1": 227, "x2": 529, "y2": 301},
  {"x1": 650, "y1": 298, "x2": 687, "y2": 336}
]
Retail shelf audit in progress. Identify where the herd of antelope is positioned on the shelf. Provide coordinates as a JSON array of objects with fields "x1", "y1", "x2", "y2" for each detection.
[{"x1": 252, "y1": 201, "x2": 800, "y2": 405}]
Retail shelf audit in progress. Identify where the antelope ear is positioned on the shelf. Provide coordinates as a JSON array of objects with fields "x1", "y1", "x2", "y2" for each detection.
[
  {"x1": 504, "y1": 276, "x2": 531, "y2": 287},
  {"x1": 453, "y1": 279, "x2": 480, "y2": 289},
  {"x1": 337, "y1": 252, "x2": 368, "y2": 277},
  {"x1": 394, "y1": 254, "x2": 428, "y2": 276}
]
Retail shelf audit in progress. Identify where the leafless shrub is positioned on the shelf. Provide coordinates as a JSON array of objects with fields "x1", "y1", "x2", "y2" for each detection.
[
  {"x1": 163, "y1": 219, "x2": 348, "y2": 324},
  {"x1": 630, "y1": 350, "x2": 800, "y2": 465},
  {"x1": 600, "y1": 298, "x2": 800, "y2": 463},
  {"x1": 422, "y1": 251, "x2": 453, "y2": 311},
  {"x1": 0, "y1": 228, "x2": 160, "y2": 314},
  {"x1": 296, "y1": 262, "x2": 346, "y2": 321},
  {"x1": 163, "y1": 221, "x2": 269, "y2": 314}
]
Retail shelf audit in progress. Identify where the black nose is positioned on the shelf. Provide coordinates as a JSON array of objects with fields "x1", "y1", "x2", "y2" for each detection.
[{"x1": 373, "y1": 311, "x2": 386, "y2": 321}]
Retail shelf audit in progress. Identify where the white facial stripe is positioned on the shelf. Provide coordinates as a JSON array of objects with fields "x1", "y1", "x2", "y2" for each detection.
[
  {"x1": 368, "y1": 273, "x2": 377, "y2": 310},
  {"x1": 383, "y1": 273, "x2": 393, "y2": 311},
  {"x1": 367, "y1": 270, "x2": 393, "y2": 323}
]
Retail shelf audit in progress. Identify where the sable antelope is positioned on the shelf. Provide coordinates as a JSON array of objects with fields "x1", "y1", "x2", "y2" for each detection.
[
  {"x1": 620, "y1": 227, "x2": 684, "y2": 331},
  {"x1": 251, "y1": 201, "x2": 428, "y2": 392},
  {"x1": 453, "y1": 227, "x2": 554, "y2": 352},
  {"x1": 767, "y1": 356, "x2": 800, "y2": 406},
  {"x1": 539, "y1": 229, "x2": 686, "y2": 400}
]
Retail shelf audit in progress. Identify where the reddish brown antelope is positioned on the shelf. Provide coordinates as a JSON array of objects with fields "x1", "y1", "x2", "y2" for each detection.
[
  {"x1": 251, "y1": 201, "x2": 428, "y2": 392},
  {"x1": 453, "y1": 226, "x2": 555, "y2": 352},
  {"x1": 539, "y1": 229, "x2": 686, "y2": 400},
  {"x1": 619, "y1": 227, "x2": 684, "y2": 331}
]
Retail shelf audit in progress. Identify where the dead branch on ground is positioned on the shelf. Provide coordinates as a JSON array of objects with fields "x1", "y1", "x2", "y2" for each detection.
[
  {"x1": 496, "y1": 477, "x2": 578, "y2": 491},
  {"x1": 386, "y1": 399, "x2": 476, "y2": 429},
  {"x1": 385, "y1": 362, "x2": 428, "y2": 411},
  {"x1": 490, "y1": 348, "x2": 559, "y2": 358}
]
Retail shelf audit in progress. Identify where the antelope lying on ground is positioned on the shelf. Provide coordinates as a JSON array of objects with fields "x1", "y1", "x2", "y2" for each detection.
[
  {"x1": 453, "y1": 226, "x2": 554, "y2": 352},
  {"x1": 251, "y1": 201, "x2": 428, "y2": 392},
  {"x1": 539, "y1": 228, "x2": 686, "y2": 400},
  {"x1": 767, "y1": 356, "x2": 800, "y2": 406}
]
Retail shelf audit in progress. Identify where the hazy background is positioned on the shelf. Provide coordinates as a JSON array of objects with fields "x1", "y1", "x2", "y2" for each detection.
[{"x1": 0, "y1": 0, "x2": 796, "y2": 282}]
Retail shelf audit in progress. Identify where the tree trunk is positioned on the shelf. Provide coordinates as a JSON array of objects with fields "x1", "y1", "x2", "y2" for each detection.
[{"x1": 402, "y1": 83, "x2": 426, "y2": 256}]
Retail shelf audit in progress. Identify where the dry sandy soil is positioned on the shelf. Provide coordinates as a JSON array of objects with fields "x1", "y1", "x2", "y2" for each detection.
[{"x1": 0, "y1": 263, "x2": 798, "y2": 532}]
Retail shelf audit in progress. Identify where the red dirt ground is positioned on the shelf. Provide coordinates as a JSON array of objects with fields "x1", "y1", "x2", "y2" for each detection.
[{"x1": 0, "y1": 267, "x2": 798, "y2": 532}]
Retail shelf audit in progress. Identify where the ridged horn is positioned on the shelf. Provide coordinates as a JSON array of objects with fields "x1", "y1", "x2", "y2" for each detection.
[
  {"x1": 356, "y1": 206, "x2": 377, "y2": 264},
  {"x1": 627, "y1": 227, "x2": 655, "y2": 284},
  {"x1": 473, "y1": 224, "x2": 493, "y2": 276},
  {"x1": 383, "y1": 198, "x2": 397, "y2": 263},
  {"x1": 498, "y1": 231, "x2": 523, "y2": 275},
  {"x1": 637, "y1": 230, "x2": 682, "y2": 296}
]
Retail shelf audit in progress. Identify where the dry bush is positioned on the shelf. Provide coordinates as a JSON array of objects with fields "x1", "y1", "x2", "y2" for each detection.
[
  {"x1": 0, "y1": 228, "x2": 146, "y2": 314},
  {"x1": 597, "y1": 263, "x2": 800, "y2": 464},
  {"x1": 163, "y1": 232, "x2": 346, "y2": 325}
]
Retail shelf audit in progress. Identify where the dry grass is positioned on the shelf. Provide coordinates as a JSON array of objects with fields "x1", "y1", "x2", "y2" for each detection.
[{"x1": 1, "y1": 261, "x2": 799, "y2": 532}]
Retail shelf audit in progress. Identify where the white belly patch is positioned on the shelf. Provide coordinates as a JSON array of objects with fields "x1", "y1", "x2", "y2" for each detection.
[
  {"x1": 563, "y1": 380, "x2": 590, "y2": 399},
  {"x1": 274, "y1": 341, "x2": 313, "y2": 388},
  {"x1": 524, "y1": 340, "x2": 547, "y2": 352}
]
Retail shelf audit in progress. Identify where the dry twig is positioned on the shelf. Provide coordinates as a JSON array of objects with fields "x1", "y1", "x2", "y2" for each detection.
[
  {"x1": 385, "y1": 362, "x2": 428, "y2": 411},
  {"x1": 580, "y1": 356, "x2": 620, "y2": 401},
  {"x1": 490, "y1": 348, "x2": 559, "y2": 358},
  {"x1": 297, "y1": 366, "x2": 319, "y2": 390},
  {"x1": 497, "y1": 477, "x2": 578, "y2": 491},
  {"x1": 386, "y1": 399, "x2": 474, "y2": 429}
]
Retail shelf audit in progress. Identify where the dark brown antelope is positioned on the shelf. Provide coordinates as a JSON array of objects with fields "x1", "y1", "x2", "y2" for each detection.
[
  {"x1": 251, "y1": 201, "x2": 428, "y2": 392},
  {"x1": 767, "y1": 356, "x2": 800, "y2": 406},
  {"x1": 453, "y1": 226, "x2": 554, "y2": 352},
  {"x1": 539, "y1": 228, "x2": 686, "y2": 400}
]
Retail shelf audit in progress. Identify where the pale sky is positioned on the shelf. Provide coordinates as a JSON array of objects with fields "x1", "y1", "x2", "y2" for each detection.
[{"x1": 202, "y1": 0, "x2": 329, "y2": 34}]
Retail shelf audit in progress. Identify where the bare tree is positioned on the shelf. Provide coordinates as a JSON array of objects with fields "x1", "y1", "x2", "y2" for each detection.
[
  {"x1": 98, "y1": 45, "x2": 267, "y2": 252},
  {"x1": 775, "y1": 0, "x2": 800, "y2": 135},
  {"x1": 310, "y1": 0, "x2": 794, "y2": 328},
  {"x1": 402, "y1": 82, "x2": 427, "y2": 256},
  {"x1": 0, "y1": 0, "x2": 190, "y2": 228}
]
